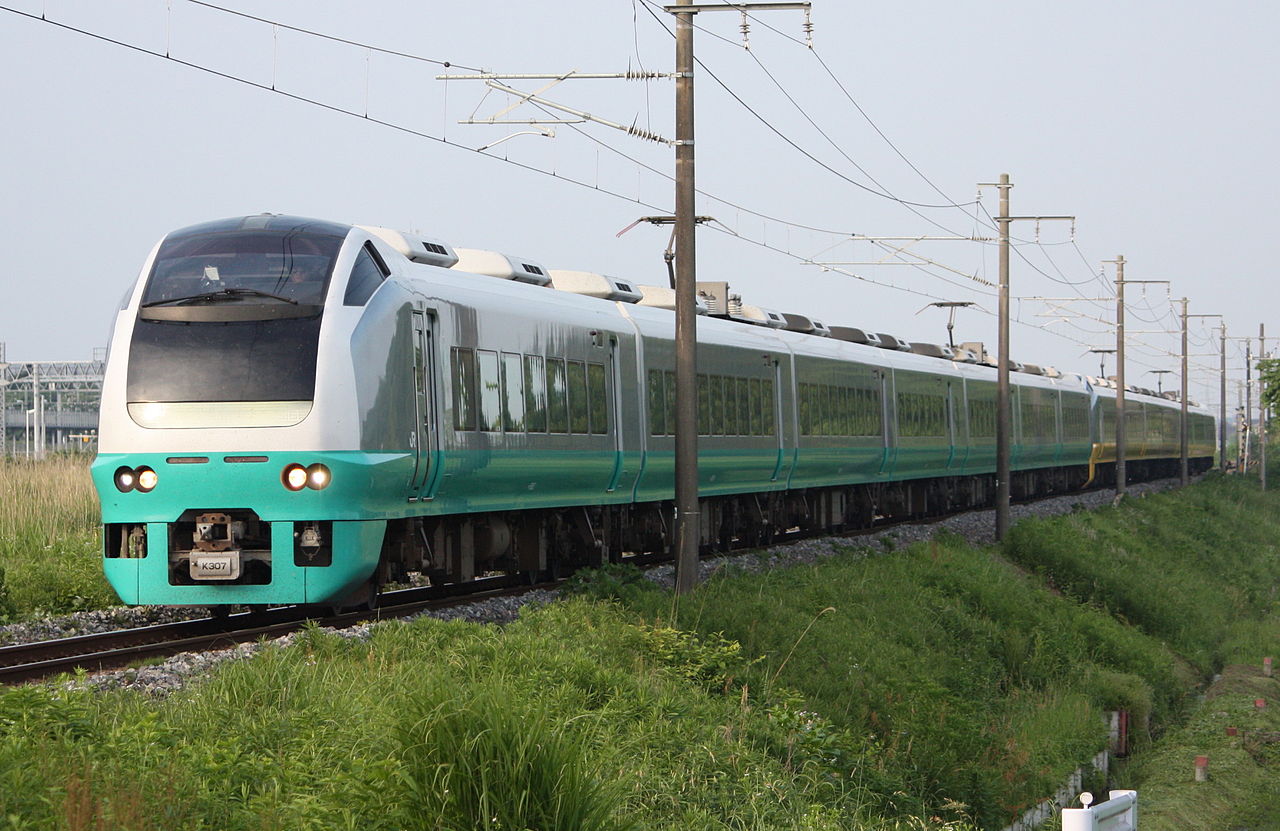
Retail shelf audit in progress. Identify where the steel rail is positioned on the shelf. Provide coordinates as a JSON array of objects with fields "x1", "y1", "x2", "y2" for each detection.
[{"x1": 0, "y1": 575, "x2": 530, "y2": 685}]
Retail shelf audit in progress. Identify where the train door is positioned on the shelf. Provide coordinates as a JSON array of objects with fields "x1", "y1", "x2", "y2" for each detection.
[
  {"x1": 878, "y1": 370, "x2": 895, "y2": 476},
  {"x1": 606, "y1": 337, "x2": 625, "y2": 492},
  {"x1": 408, "y1": 309, "x2": 441, "y2": 499},
  {"x1": 945, "y1": 380, "x2": 958, "y2": 469},
  {"x1": 770, "y1": 358, "x2": 786, "y2": 481}
]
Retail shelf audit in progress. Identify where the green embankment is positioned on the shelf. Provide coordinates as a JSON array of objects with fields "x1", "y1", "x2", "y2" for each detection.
[
  {"x1": 1121, "y1": 665, "x2": 1280, "y2": 831},
  {"x1": 0, "y1": 472, "x2": 1276, "y2": 828}
]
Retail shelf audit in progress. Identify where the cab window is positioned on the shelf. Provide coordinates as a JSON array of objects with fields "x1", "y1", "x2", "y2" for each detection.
[{"x1": 343, "y1": 243, "x2": 390, "y2": 306}]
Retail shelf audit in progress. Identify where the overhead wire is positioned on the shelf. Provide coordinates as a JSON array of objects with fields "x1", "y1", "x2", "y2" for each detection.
[{"x1": 10, "y1": 1, "x2": 1231, "y2": 385}]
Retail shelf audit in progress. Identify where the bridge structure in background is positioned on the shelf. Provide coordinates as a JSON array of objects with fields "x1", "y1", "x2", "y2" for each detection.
[{"x1": 0, "y1": 342, "x2": 105, "y2": 458}]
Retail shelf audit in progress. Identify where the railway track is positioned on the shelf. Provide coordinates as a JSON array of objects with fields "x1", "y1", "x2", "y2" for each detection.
[
  {"x1": 0, "y1": 575, "x2": 535, "y2": 685},
  {"x1": 0, "y1": 477, "x2": 1184, "y2": 687}
]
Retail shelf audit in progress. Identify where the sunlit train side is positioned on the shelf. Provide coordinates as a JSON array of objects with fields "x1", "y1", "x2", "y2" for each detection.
[{"x1": 92, "y1": 215, "x2": 1217, "y2": 608}]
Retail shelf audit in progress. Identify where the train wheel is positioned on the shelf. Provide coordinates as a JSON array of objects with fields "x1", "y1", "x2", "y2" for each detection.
[{"x1": 330, "y1": 577, "x2": 379, "y2": 616}]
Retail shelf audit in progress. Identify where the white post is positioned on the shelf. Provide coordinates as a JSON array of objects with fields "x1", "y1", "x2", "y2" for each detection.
[{"x1": 1062, "y1": 789, "x2": 1138, "y2": 831}]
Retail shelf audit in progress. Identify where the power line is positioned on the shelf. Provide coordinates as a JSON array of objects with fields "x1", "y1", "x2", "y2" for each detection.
[{"x1": 188, "y1": 0, "x2": 483, "y2": 71}]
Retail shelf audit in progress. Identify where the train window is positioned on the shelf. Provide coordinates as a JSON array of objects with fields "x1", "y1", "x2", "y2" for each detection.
[
  {"x1": 762, "y1": 377, "x2": 776, "y2": 435},
  {"x1": 343, "y1": 243, "x2": 389, "y2": 306},
  {"x1": 697, "y1": 375, "x2": 711, "y2": 435},
  {"x1": 477, "y1": 350, "x2": 502, "y2": 432},
  {"x1": 749, "y1": 378, "x2": 763, "y2": 436},
  {"x1": 725, "y1": 377, "x2": 739, "y2": 436},
  {"x1": 588, "y1": 363, "x2": 607, "y2": 435},
  {"x1": 737, "y1": 378, "x2": 751, "y2": 437},
  {"x1": 711, "y1": 375, "x2": 726, "y2": 436},
  {"x1": 899, "y1": 392, "x2": 946, "y2": 437},
  {"x1": 648, "y1": 370, "x2": 665, "y2": 436},
  {"x1": 568, "y1": 361, "x2": 589, "y2": 434},
  {"x1": 547, "y1": 359, "x2": 569, "y2": 433},
  {"x1": 798, "y1": 383, "x2": 811, "y2": 436},
  {"x1": 968, "y1": 398, "x2": 995, "y2": 438},
  {"x1": 451, "y1": 347, "x2": 477, "y2": 431},
  {"x1": 664, "y1": 372, "x2": 676, "y2": 437},
  {"x1": 523, "y1": 356, "x2": 547, "y2": 432},
  {"x1": 501, "y1": 352, "x2": 525, "y2": 432}
]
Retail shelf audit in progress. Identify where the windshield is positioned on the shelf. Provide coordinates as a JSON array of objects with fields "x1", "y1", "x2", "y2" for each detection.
[
  {"x1": 127, "y1": 217, "x2": 349, "y2": 408},
  {"x1": 141, "y1": 226, "x2": 345, "y2": 307}
]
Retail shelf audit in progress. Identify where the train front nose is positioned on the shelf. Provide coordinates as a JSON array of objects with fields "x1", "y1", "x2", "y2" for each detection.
[{"x1": 92, "y1": 453, "x2": 384, "y2": 606}]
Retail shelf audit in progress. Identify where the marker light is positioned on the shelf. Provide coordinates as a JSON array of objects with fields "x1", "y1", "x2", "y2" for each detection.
[
  {"x1": 305, "y1": 463, "x2": 331, "y2": 490},
  {"x1": 135, "y1": 467, "x2": 158, "y2": 493},
  {"x1": 282, "y1": 463, "x2": 308, "y2": 491},
  {"x1": 113, "y1": 466, "x2": 136, "y2": 493}
]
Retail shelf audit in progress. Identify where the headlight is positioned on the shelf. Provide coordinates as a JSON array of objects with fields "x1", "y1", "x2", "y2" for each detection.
[
  {"x1": 113, "y1": 466, "x2": 136, "y2": 493},
  {"x1": 282, "y1": 463, "x2": 308, "y2": 491},
  {"x1": 306, "y1": 463, "x2": 331, "y2": 490},
  {"x1": 135, "y1": 466, "x2": 158, "y2": 493}
]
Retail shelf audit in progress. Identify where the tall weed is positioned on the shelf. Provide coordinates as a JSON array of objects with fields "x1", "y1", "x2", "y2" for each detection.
[{"x1": 0, "y1": 455, "x2": 113, "y2": 616}]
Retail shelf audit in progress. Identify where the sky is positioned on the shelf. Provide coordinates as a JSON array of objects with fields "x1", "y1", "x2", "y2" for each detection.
[{"x1": 2, "y1": 0, "x2": 1276, "y2": 409}]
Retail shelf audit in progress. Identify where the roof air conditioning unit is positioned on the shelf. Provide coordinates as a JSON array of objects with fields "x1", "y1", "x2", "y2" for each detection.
[
  {"x1": 452, "y1": 248, "x2": 552, "y2": 286},
  {"x1": 548, "y1": 270, "x2": 642, "y2": 303},
  {"x1": 636, "y1": 285, "x2": 709, "y2": 314},
  {"x1": 358, "y1": 226, "x2": 459, "y2": 268},
  {"x1": 733, "y1": 304, "x2": 786, "y2": 328},
  {"x1": 876, "y1": 333, "x2": 912, "y2": 351},
  {"x1": 829, "y1": 326, "x2": 881, "y2": 347}
]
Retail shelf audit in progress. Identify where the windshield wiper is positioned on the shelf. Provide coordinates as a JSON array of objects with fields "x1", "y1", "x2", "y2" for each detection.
[{"x1": 142, "y1": 288, "x2": 299, "y2": 307}]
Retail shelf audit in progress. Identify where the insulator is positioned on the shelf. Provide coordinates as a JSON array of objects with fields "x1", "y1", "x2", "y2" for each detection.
[
  {"x1": 626, "y1": 124, "x2": 671, "y2": 145},
  {"x1": 803, "y1": 9, "x2": 814, "y2": 48},
  {"x1": 740, "y1": 11, "x2": 750, "y2": 50}
]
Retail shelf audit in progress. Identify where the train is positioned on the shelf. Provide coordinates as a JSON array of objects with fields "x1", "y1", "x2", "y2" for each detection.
[{"x1": 91, "y1": 214, "x2": 1218, "y2": 608}]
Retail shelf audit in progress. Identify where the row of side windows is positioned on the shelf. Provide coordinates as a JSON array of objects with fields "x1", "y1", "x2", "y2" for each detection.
[
  {"x1": 799, "y1": 383, "x2": 882, "y2": 437},
  {"x1": 897, "y1": 392, "x2": 948, "y2": 438},
  {"x1": 968, "y1": 398, "x2": 996, "y2": 437},
  {"x1": 648, "y1": 370, "x2": 777, "y2": 437},
  {"x1": 1020, "y1": 402, "x2": 1057, "y2": 441},
  {"x1": 452, "y1": 347, "x2": 608, "y2": 435}
]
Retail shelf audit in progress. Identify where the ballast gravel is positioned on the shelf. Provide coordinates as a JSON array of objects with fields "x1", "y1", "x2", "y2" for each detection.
[{"x1": 3, "y1": 477, "x2": 1189, "y2": 697}]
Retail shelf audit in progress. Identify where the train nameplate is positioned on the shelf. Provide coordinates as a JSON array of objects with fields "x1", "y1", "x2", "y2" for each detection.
[{"x1": 190, "y1": 552, "x2": 241, "y2": 581}]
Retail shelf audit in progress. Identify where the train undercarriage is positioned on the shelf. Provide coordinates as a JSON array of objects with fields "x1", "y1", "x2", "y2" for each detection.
[{"x1": 377, "y1": 457, "x2": 1212, "y2": 588}]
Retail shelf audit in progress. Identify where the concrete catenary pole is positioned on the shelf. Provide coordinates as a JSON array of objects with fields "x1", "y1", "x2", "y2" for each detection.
[
  {"x1": 668, "y1": 1, "x2": 810, "y2": 594},
  {"x1": 1221, "y1": 324, "x2": 1228, "y2": 471},
  {"x1": 995, "y1": 174, "x2": 1012, "y2": 540},
  {"x1": 1261, "y1": 324, "x2": 1267, "y2": 491},
  {"x1": 1246, "y1": 342, "x2": 1254, "y2": 471},
  {"x1": 1114, "y1": 256, "x2": 1127, "y2": 496},
  {"x1": 1180, "y1": 298, "x2": 1189, "y2": 486},
  {"x1": 672, "y1": 0, "x2": 699, "y2": 596}
]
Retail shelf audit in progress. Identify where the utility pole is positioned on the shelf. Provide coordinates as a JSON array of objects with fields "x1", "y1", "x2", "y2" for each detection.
[
  {"x1": 666, "y1": 0, "x2": 811, "y2": 595},
  {"x1": 1107, "y1": 259, "x2": 1169, "y2": 497},
  {"x1": 1181, "y1": 299, "x2": 1189, "y2": 485},
  {"x1": 1180, "y1": 309, "x2": 1222, "y2": 483},
  {"x1": 1261, "y1": 324, "x2": 1267, "y2": 491},
  {"x1": 995, "y1": 175, "x2": 1012, "y2": 541},
  {"x1": 1246, "y1": 342, "x2": 1254, "y2": 472},
  {"x1": 984, "y1": 174, "x2": 1073, "y2": 541},
  {"x1": 1221, "y1": 324, "x2": 1228, "y2": 471}
]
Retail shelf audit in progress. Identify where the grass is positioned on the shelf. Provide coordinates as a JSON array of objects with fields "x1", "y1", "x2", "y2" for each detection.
[
  {"x1": 0, "y1": 605, "x2": 977, "y2": 830},
  {"x1": 1113, "y1": 662, "x2": 1280, "y2": 831},
  {"x1": 0, "y1": 455, "x2": 115, "y2": 619},
  {"x1": 1, "y1": 462, "x2": 1279, "y2": 826},
  {"x1": 624, "y1": 533, "x2": 1164, "y2": 827}
]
